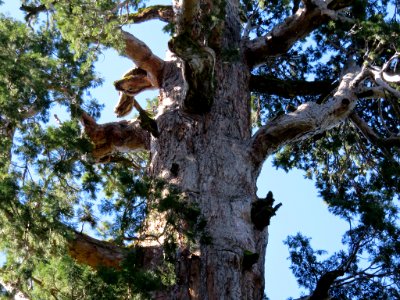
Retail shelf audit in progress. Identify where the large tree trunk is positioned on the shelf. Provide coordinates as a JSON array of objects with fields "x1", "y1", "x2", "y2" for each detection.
[
  {"x1": 149, "y1": 56, "x2": 265, "y2": 299},
  {"x1": 143, "y1": 0, "x2": 268, "y2": 292}
]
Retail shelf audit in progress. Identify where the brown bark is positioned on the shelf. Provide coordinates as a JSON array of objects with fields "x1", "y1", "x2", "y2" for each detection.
[{"x1": 68, "y1": 232, "x2": 126, "y2": 268}]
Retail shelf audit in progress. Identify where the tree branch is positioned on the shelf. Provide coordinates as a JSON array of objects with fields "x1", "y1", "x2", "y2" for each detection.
[
  {"x1": 245, "y1": 0, "x2": 354, "y2": 67},
  {"x1": 350, "y1": 112, "x2": 400, "y2": 149},
  {"x1": 68, "y1": 231, "x2": 126, "y2": 268},
  {"x1": 121, "y1": 30, "x2": 165, "y2": 87},
  {"x1": 250, "y1": 66, "x2": 362, "y2": 169},
  {"x1": 308, "y1": 269, "x2": 345, "y2": 300},
  {"x1": 108, "y1": 5, "x2": 174, "y2": 24},
  {"x1": 68, "y1": 231, "x2": 163, "y2": 270},
  {"x1": 80, "y1": 112, "x2": 150, "y2": 161},
  {"x1": 250, "y1": 75, "x2": 335, "y2": 97}
]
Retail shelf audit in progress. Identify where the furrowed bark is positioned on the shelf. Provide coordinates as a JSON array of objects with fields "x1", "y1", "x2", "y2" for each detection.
[
  {"x1": 80, "y1": 112, "x2": 150, "y2": 161},
  {"x1": 250, "y1": 75, "x2": 335, "y2": 97},
  {"x1": 245, "y1": 0, "x2": 354, "y2": 67},
  {"x1": 250, "y1": 66, "x2": 362, "y2": 169}
]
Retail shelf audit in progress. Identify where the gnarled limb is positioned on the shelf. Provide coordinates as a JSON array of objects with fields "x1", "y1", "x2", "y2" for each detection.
[
  {"x1": 122, "y1": 30, "x2": 165, "y2": 87},
  {"x1": 114, "y1": 68, "x2": 154, "y2": 96},
  {"x1": 250, "y1": 75, "x2": 335, "y2": 97},
  {"x1": 113, "y1": 68, "x2": 154, "y2": 117},
  {"x1": 244, "y1": 0, "x2": 354, "y2": 67},
  {"x1": 250, "y1": 66, "x2": 362, "y2": 169},
  {"x1": 81, "y1": 112, "x2": 150, "y2": 161}
]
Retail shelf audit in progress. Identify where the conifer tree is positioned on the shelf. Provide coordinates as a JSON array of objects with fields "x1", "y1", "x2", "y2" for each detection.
[{"x1": 0, "y1": 0, "x2": 399, "y2": 299}]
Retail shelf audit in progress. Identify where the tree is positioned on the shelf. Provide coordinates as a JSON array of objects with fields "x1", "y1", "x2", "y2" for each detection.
[{"x1": 0, "y1": 0, "x2": 399, "y2": 299}]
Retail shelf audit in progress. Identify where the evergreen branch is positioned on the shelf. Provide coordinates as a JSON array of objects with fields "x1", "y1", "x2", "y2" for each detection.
[
  {"x1": 108, "y1": 5, "x2": 174, "y2": 24},
  {"x1": 308, "y1": 269, "x2": 345, "y2": 300},
  {"x1": 245, "y1": 0, "x2": 354, "y2": 67},
  {"x1": 249, "y1": 75, "x2": 335, "y2": 97}
]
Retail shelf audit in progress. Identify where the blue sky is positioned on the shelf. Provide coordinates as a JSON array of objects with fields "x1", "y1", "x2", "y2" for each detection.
[{"x1": 1, "y1": 1, "x2": 349, "y2": 299}]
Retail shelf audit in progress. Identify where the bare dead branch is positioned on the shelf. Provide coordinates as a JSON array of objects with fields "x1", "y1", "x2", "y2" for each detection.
[
  {"x1": 250, "y1": 66, "x2": 362, "y2": 169},
  {"x1": 250, "y1": 75, "x2": 335, "y2": 97},
  {"x1": 80, "y1": 111, "x2": 150, "y2": 161},
  {"x1": 245, "y1": 0, "x2": 354, "y2": 67},
  {"x1": 121, "y1": 30, "x2": 165, "y2": 87}
]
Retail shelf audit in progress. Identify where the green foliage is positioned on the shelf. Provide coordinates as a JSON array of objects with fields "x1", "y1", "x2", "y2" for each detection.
[
  {"x1": 248, "y1": 0, "x2": 400, "y2": 297},
  {"x1": 0, "y1": 0, "x2": 399, "y2": 299}
]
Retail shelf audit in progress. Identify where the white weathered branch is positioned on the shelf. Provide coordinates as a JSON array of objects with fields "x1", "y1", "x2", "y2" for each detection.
[
  {"x1": 250, "y1": 66, "x2": 362, "y2": 168},
  {"x1": 370, "y1": 69, "x2": 400, "y2": 98}
]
